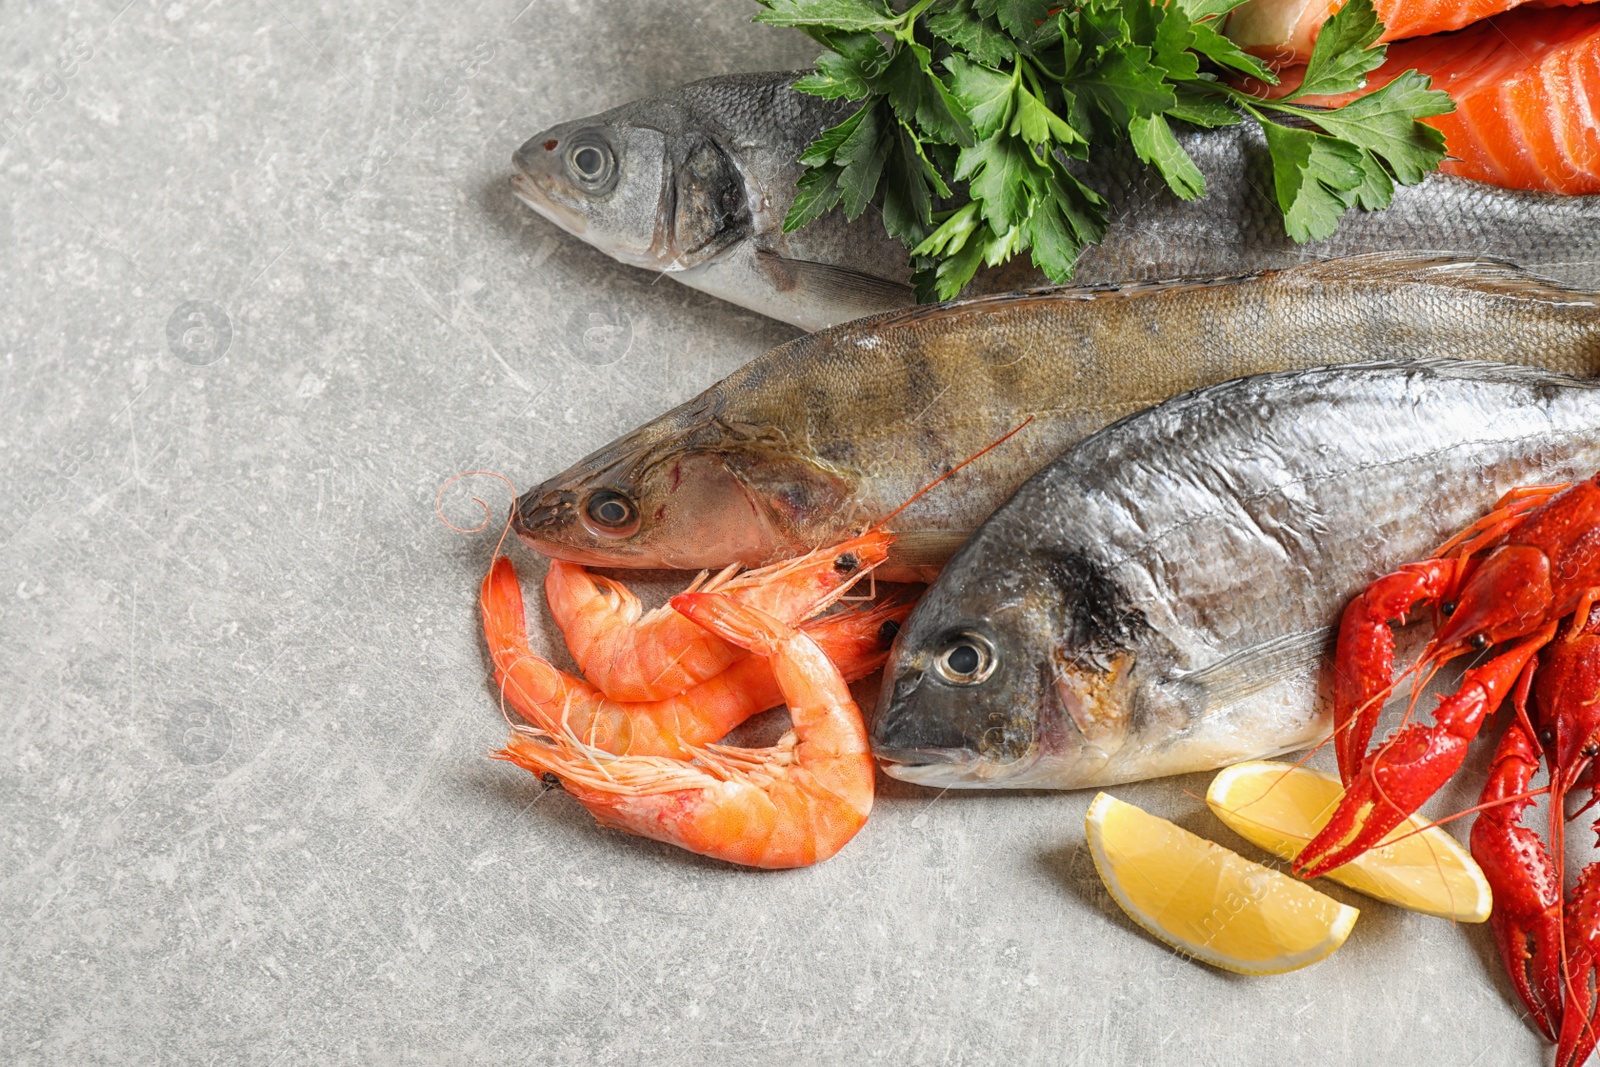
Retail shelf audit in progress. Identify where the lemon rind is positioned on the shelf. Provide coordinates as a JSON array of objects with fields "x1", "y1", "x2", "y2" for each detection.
[
  {"x1": 1085, "y1": 792, "x2": 1359, "y2": 976},
  {"x1": 1206, "y1": 761, "x2": 1492, "y2": 923}
]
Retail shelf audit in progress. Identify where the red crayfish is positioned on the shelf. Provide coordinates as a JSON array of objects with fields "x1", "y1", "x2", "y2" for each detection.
[{"x1": 1292, "y1": 473, "x2": 1600, "y2": 1067}]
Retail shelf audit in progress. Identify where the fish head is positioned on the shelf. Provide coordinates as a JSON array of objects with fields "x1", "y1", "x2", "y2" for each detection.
[
  {"x1": 512, "y1": 103, "x2": 749, "y2": 273},
  {"x1": 511, "y1": 401, "x2": 857, "y2": 570},
  {"x1": 873, "y1": 540, "x2": 1197, "y2": 788}
]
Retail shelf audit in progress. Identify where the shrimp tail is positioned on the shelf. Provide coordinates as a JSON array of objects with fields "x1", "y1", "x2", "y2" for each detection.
[{"x1": 670, "y1": 593, "x2": 791, "y2": 656}]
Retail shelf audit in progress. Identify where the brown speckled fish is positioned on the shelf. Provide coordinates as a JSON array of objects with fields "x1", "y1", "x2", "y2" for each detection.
[{"x1": 512, "y1": 255, "x2": 1600, "y2": 580}]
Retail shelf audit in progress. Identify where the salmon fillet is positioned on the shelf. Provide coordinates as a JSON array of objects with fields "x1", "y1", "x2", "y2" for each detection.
[
  {"x1": 1225, "y1": 0, "x2": 1597, "y2": 64},
  {"x1": 1254, "y1": 5, "x2": 1600, "y2": 193}
]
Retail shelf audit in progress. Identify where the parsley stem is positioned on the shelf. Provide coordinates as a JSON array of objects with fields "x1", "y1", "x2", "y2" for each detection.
[
  {"x1": 1198, "y1": 80, "x2": 1306, "y2": 123},
  {"x1": 1024, "y1": 53, "x2": 1069, "y2": 87},
  {"x1": 892, "y1": 0, "x2": 938, "y2": 38},
  {"x1": 1020, "y1": 59, "x2": 1049, "y2": 104}
]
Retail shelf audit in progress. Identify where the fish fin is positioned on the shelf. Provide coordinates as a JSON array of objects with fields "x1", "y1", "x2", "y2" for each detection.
[
  {"x1": 883, "y1": 530, "x2": 973, "y2": 581},
  {"x1": 722, "y1": 450, "x2": 854, "y2": 532},
  {"x1": 1172, "y1": 628, "x2": 1332, "y2": 712},
  {"x1": 753, "y1": 248, "x2": 913, "y2": 320},
  {"x1": 864, "y1": 253, "x2": 1599, "y2": 334},
  {"x1": 1269, "y1": 253, "x2": 1600, "y2": 302}
]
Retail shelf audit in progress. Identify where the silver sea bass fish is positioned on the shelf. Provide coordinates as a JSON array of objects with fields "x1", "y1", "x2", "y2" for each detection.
[
  {"x1": 511, "y1": 72, "x2": 1600, "y2": 330},
  {"x1": 872, "y1": 361, "x2": 1600, "y2": 790}
]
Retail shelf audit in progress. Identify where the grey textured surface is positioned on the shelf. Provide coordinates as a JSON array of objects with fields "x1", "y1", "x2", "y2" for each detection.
[{"x1": 0, "y1": 1, "x2": 1546, "y2": 1064}]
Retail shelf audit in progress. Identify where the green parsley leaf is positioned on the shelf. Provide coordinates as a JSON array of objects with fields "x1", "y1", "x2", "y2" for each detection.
[
  {"x1": 955, "y1": 134, "x2": 1048, "y2": 233},
  {"x1": 1078, "y1": 3, "x2": 1135, "y2": 65},
  {"x1": 1151, "y1": 5, "x2": 1202, "y2": 82},
  {"x1": 1169, "y1": 90, "x2": 1244, "y2": 127},
  {"x1": 796, "y1": 103, "x2": 868, "y2": 167},
  {"x1": 1130, "y1": 113, "x2": 1207, "y2": 198},
  {"x1": 1188, "y1": 20, "x2": 1275, "y2": 81},
  {"x1": 1171, "y1": 0, "x2": 1252, "y2": 21},
  {"x1": 1292, "y1": 0, "x2": 1385, "y2": 99},
  {"x1": 836, "y1": 101, "x2": 890, "y2": 219},
  {"x1": 928, "y1": 229, "x2": 992, "y2": 299},
  {"x1": 1297, "y1": 70, "x2": 1453, "y2": 182},
  {"x1": 884, "y1": 45, "x2": 976, "y2": 146},
  {"x1": 785, "y1": 166, "x2": 846, "y2": 231},
  {"x1": 754, "y1": 0, "x2": 897, "y2": 33},
  {"x1": 1119, "y1": 0, "x2": 1162, "y2": 50},
  {"x1": 945, "y1": 54, "x2": 1016, "y2": 138},
  {"x1": 1026, "y1": 173, "x2": 1110, "y2": 281},
  {"x1": 1260, "y1": 121, "x2": 1367, "y2": 241},
  {"x1": 793, "y1": 35, "x2": 889, "y2": 99},
  {"x1": 1347, "y1": 149, "x2": 1396, "y2": 211},
  {"x1": 973, "y1": 0, "x2": 1053, "y2": 40},
  {"x1": 1011, "y1": 86, "x2": 1082, "y2": 146},
  {"x1": 1076, "y1": 46, "x2": 1177, "y2": 126},
  {"x1": 912, "y1": 200, "x2": 984, "y2": 260},
  {"x1": 880, "y1": 120, "x2": 947, "y2": 244},
  {"x1": 926, "y1": 0, "x2": 1016, "y2": 67},
  {"x1": 912, "y1": 200, "x2": 991, "y2": 298}
]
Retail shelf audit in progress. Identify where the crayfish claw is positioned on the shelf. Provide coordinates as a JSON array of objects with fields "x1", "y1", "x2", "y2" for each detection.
[
  {"x1": 1295, "y1": 721, "x2": 1470, "y2": 879},
  {"x1": 1330, "y1": 561, "x2": 1457, "y2": 783},
  {"x1": 1472, "y1": 713, "x2": 1563, "y2": 1043}
]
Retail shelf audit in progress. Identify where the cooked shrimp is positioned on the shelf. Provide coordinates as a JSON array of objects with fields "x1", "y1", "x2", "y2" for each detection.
[
  {"x1": 482, "y1": 555, "x2": 910, "y2": 757},
  {"x1": 495, "y1": 591, "x2": 875, "y2": 868},
  {"x1": 546, "y1": 529, "x2": 892, "y2": 702}
]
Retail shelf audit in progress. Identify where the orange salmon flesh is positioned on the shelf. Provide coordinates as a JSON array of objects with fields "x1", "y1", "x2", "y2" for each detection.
[{"x1": 1252, "y1": 5, "x2": 1600, "y2": 194}]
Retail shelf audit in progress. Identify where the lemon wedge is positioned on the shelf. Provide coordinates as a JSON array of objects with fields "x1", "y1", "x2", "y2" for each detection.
[
  {"x1": 1206, "y1": 761, "x2": 1491, "y2": 923},
  {"x1": 1086, "y1": 792, "x2": 1357, "y2": 975}
]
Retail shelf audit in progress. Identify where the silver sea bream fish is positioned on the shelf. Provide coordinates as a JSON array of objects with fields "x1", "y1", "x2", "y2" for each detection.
[
  {"x1": 872, "y1": 361, "x2": 1600, "y2": 789},
  {"x1": 511, "y1": 71, "x2": 1600, "y2": 329}
]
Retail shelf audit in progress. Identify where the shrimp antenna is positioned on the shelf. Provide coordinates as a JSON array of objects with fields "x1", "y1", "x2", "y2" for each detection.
[
  {"x1": 437, "y1": 469, "x2": 519, "y2": 557},
  {"x1": 870, "y1": 416, "x2": 1035, "y2": 533}
]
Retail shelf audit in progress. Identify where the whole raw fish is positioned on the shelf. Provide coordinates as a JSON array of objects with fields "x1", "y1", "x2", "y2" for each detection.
[
  {"x1": 511, "y1": 72, "x2": 1600, "y2": 329},
  {"x1": 512, "y1": 255, "x2": 1600, "y2": 578},
  {"x1": 870, "y1": 361, "x2": 1600, "y2": 789}
]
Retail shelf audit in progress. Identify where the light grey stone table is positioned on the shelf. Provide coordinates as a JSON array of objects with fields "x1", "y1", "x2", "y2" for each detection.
[{"x1": 0, "y1": 1, "x2": 1542, "y2": 1063}]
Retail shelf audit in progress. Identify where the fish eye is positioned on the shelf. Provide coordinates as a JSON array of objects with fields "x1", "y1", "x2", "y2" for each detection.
[
  {"x1": 583, "y1": 489, "x2": 639, "y2": 537},
  {"x1": 933, "y1": 631, "x2": 997, "y2": 686},
  {"x1": 566, "y1": 138, "x2": 614, "y2": 187}
]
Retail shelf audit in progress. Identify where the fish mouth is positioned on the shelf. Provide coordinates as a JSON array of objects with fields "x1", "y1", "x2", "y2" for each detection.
[
  {"x1": 872, "y1": 746, "x2": 971, "y2": 781},
  {"x1": 874, "y1": 748, "x2": 1042, "y2": 788},
  {"x1": 509, "y1": 171, "x2": 588, "y2": 236},
  {"x1": 511, "y1": 484, "x2": 570, "y2": 536}
]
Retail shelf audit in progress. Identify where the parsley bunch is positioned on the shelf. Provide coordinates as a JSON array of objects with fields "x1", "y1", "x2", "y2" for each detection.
[{"x1": 755, "y1": 0, "x2": 1456, "y2": 300}]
